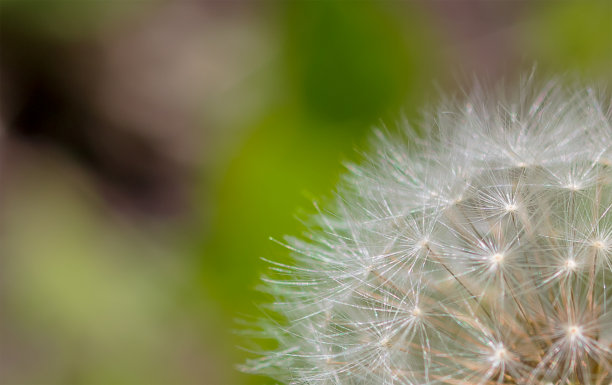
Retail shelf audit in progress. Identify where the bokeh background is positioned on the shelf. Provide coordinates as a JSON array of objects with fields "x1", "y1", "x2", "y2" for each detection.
[{"x1": 0, "y1": 1, "x2": 610, "y2": 384}]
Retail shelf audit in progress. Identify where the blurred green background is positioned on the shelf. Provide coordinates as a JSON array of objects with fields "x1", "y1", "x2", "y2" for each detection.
[{"x1": 0, "y1": 1, "x2": 610, "y2": 384}]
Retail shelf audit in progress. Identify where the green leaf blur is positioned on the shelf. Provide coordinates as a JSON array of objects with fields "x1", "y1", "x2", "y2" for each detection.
[{"x1": 0, "y1": 0, "x2": 609, "y2": 384}]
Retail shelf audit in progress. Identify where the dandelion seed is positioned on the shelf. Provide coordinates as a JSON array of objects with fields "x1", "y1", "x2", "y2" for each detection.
[
  {"x1": 490, "y1": 344, "x2": 508, "y2": 364},
  {"x1": 593, "y1": 239, "x2": 608, "y2": 250},
  {"x1": 490, "y1": 252, "x2": 505, "y2": 265},
  {"x1": 504, "y1": 203, "x2": 518, "y2": 213},
  {"x1": 416, "y1": 238, "x2": 429, "y2": 250},
  {"x1": 567, "y1": 325, "x2": 582, "y2": 340}
]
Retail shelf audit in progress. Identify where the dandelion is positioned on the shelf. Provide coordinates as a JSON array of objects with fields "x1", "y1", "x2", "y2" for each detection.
[{"x1": 242, "y1": 79, "x2": 612, "y2": 384}]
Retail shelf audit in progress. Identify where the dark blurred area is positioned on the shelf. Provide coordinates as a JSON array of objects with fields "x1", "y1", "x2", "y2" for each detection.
[{"x1": 0, "y1": 1, "x2": 610, "y2": 384}]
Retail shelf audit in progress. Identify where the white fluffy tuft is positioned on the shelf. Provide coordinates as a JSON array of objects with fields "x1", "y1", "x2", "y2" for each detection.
[{"x1": 242, "y1": 79, "x2": 612, "y2": 385}]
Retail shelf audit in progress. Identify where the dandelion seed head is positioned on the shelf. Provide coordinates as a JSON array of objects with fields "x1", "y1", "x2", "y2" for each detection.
[{"x1": 243, "y1": 79, "x2": 612, "y2": 385}]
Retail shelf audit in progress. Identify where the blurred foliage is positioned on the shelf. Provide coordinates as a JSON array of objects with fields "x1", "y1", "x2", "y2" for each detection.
[
  {"x1": 0, "y1": 0, "x2": 610, "y2": 384},
  {"x1": 195, "y1": 3, "x2": 441, "y2": 383},
  {"x1": 0, "y1": 0, "x2": 155, "y2": 40},
  {"x1": 198, "y1": 0, "x2": 439, "y2": 308},
  {"x1": 283, "y1": 1, "x2": 429, "y2": 122},
  {"x1": 1, "y1": 156, "x2": 228, "y2": 384},
  {"x1": 523, "y1": 0, "x2": 612, "y2": 78}
]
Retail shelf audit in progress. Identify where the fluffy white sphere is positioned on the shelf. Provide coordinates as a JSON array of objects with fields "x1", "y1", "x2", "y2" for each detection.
[{"x1": 244, "y1": 80, "x2": 612, "y2": 385}]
